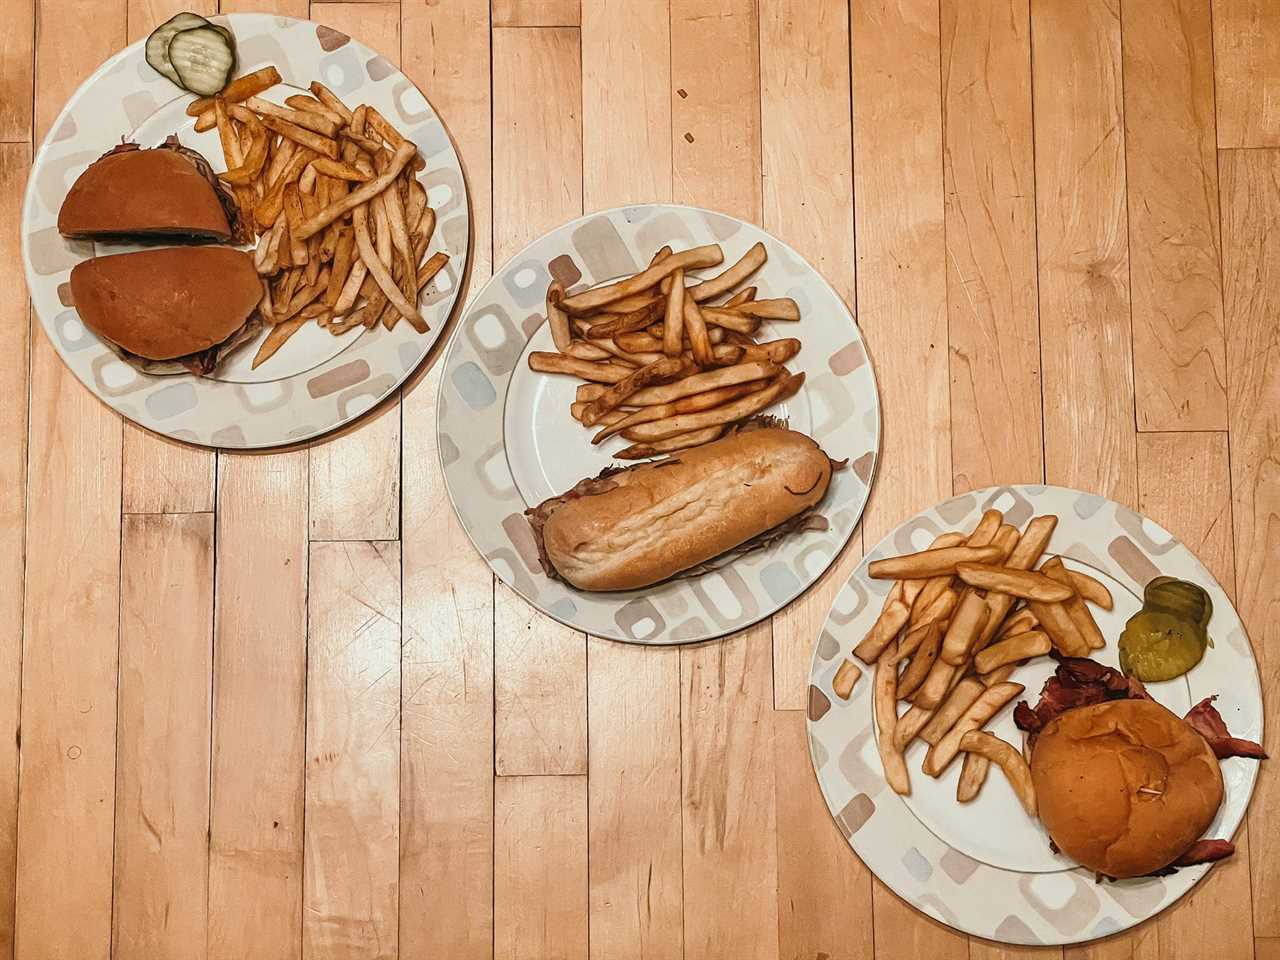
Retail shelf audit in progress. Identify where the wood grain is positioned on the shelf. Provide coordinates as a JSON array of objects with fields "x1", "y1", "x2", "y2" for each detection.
[
  {"x1": 306, "y1": 1, "x2": 402, "y2": 544},
  {"x1": 1213, "y1": 0, "x2": 1280, "y2": 148},
  {"x1": 220, "y1": 0, "x2": 306, "y2": 15},
  {"x1": 581, "y1": 0, "x2": 672, "y2": 208},
  {"x1": 493, "y1": 0, "x2": 579, "y2": 26},
  {"x1": 1137, "y1": 431, "x2": 1255, "y2": 960},
  {"x1": 671, "y1": 0, "x2": 761, "y2": 221},
  {"x1": 209, "y1": 453, "x2": 308, "y2": 960},
  {"x1": 587, "y1": 641, "x2": 683, "y2": 960},
  {"x1": 1122, "y1": 0, "x2": 1228, "y2": 431},
  {"x1": 399, "y1": 0, "x2": 495, "y2": 954},
  {"x1": 1030, "y1": 0, "x2": 1136, "y2": 507},
  {"x1": 304, "y1": 541, "x2": 401, "y2": 960},
  {"x1": 16, "y1": 4, "x2": 125, "y2": 956},
  {"x1": 1259, "y1": 938, "x2": 1280, "y2": 960},
  {"x1": 773, "y1": 711, "x2": 872, "y2": 960},
  {"x1": 0, "y1": 0, "x2": 33, "y2": 141},
  {"x1": 942, "y1": 0, "x2": 1043, "y2": 490},
  {"x1": 759, "y1": 0, "x2": 860, "y2": 710},
  {"x1": 0, "y1": 144, "x2": 28, "y2": 960},
  {"x1": 113, "y1": 514, "x2": 214, "y2": 960},
  {"x1": 851, "y1": 0, "x2": 951, "y2": 544},
  {"x1": 1220, "y1": 147, "x2": 1280, "y2": 940},
  {"x1": 495, "y1": 776, "x2": 589, "y2": 960},
  {"x1": 681, "y1": 625, "x2": 779, "y2": 960}
]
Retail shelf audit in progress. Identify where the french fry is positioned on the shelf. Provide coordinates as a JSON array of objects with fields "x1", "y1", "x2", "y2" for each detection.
[
  {"x1": 284, "y1": 94, "x2": 345, "y2": 126},
  {"x1": 973, "y1": 514, "x2": 1059, "y2": 650},
  {"x1": 260, "y1": 115, "x2": 340, "y2": 160},
  {"x1": 991, "y1": 523, "x2": 1021, "y2": 562},
  {"x1": 869, "y1": 545, "x2": 1004, "y2": 581},
  {"x1": 683, "y1": 298, "x2": 715, "y2": 366},
  {"x1": 309, "y1": 81, "x2": 354, "y2": 124},
  {"x1": 188, "y1": 66, "x2": 282, "y2": 117},
  {"x1": 973, "y1": 630, "x2": 1052, "y2": 675},
  {"x1": 219, "y1": 111, "x2": 268, "y2": 185},
  {"x1": 323, "y1": 230, "x2": 356, "y2": 307},
  {"x1": 580, "y1": 357, "x2": 690, "y2": 426},
  {"x1": 956, "y1": 752, "x2": 990, "y2": 802},
  {"x1": 1069, "y1": 570, "x2": 1113, "y2": 610},
  {"x1": 940, "y1": 590, "x2": 991, "y2": 665},
  {"x1": 723, "y1": 286, "x2": 756, "y2": 307},
  {"x1": 698, "y1": 306, "x2": 760, "y2": 335},
  {"x1": 912, "y1": 659, "x2": 956, "y2": 710},
  {"x1": 735, "y1": 338, "x2": 801, "y2": 365},
  {"x1": 283, "y1": 184, "x2": 308, "y2": 266},
  {"x1": 333, "y1": 257, "x2": 368, "y2": 314},
  {"x1": 545, "y1": 282, "x2": 572, "y2": 353},
  {"x1": 1040, "y1": 557, "x2": 1107, "y2": 650},
  {"x1": 896, "y1": 621, "x2": 942, "y2": 701},
  {"x1": 295, "y1": 141, "x2": 416, "y2": 240},
  {"x1": 560, "y1": 245, "x2": 724, "y2": 314},
  {"x1": 686, "y1": 241, "x2": 766, "y2": 302},
  {"x1": 265, "y1": 138, "x2": 298, "y2": 187},
  {"x1": 956, "y1": 563, "x2": 1074, "y2": 602},
  {"x1": 587, "y1": 299, "x2": 663, "y2": 338},
  {"x1": 380, "y1": 176, "x2": 417, "y2": 307},
  {"x1": 1026, "y1": 597, "x2": 1091, "y2": 658},
  {"x1": 620, "y1": 373, "x2": 803, "y2": 442},
  {"x1": 922, "y1": 681, "x2": 1024, "y2": 777},
  {"x1": 918, "y1": 678, "x2": 986, "y2": 746},
  {"x1": 663, "y1": 267, "x2": 685, "y2": 356},
  {"x1": 958, "y1": 731, "x2": 1037, "y2": 816},
  {"x1": 564, "y1": 341, "x2": 616, "y2": 362},
  {"x1": 892, "y1": 704, "x2": 933, "y2": 750},
  {"x1": 243, "y1": 95, "x2": 340, "y2": 136},
  {"x1": 363, "y1": 105, "x2": 406, "y2": 148},
  {"x1": 308, "y1": 158, "x2": 370, "y2": 182},
  {"x1": 912, "y1": 586, "x2": 959, "y2": 629},
  {"x1": 729, "y1": 297, "x2": 801, "y2": 321},
  {"x1": 981, "y1": 664, "x2": 1018, "y2": 686},
  {"x1": 995, "y1": 607, "x2": 1039, "y2": 641},
  {"x1": 832, "y1": 659, "x2": 862, "y2": 700},
  {"x1": 353, "y1": 198, "x2": 426, "y2": 332},
  {"x1": 252, "y1": 315, "x2": 306, "y2": 369},
  {"x1": 875, "y1": 642, "x2": 911, "y2": 796},
  {"x1": 615, "y1": 425, "x2": 726, "y2": 459},
  {"x1": 967, "y1": 510, "x2": 1003, "y2": 547},
  {"x1": 888, "y1": 618, "x2": 937, "y2": 665},
  {"x1": 528, "y1": 353, "x2": 635, "y2": 383},
  {"x1": 854, "y1": 580, "x2": 912, "y2": 664},
  {"x1": 592, "y1": 382, "x2": 761, "y2": 444}
]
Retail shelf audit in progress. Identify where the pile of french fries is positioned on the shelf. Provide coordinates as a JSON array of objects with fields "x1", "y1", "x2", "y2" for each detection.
[
  {"x1": 528, "y1": 241, "x2": 807, "y2": 459},
  {"x1": 837, "y1": 509, "x2": 1115, "y2": 816},
  {"x1": 189, "y1": 67, "x2": 449, "y2": 368}
]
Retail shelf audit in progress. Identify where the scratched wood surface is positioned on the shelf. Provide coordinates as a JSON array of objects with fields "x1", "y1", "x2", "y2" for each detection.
[{"x1": 6, "y1": 1, "x2": 1278, "y2": 958}]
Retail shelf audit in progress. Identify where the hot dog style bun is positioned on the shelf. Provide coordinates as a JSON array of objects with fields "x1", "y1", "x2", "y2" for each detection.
[{"x1": 527, "y1": 424, "x2": 836, "y2": 592}]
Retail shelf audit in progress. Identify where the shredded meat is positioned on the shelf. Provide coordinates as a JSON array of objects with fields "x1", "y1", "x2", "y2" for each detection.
[
  {"x1": 1184, "y1": 697, "x2": 1268, "y2": 760},
  {"x1": 1014, "y1": 653, "x2": 1150, "y2": 750}
]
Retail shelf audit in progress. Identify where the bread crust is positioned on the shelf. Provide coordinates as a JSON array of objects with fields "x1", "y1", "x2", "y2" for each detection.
[
  {"x1": 536, "y1": 426, "x2": 833, "y2": 591},
  {"x1": 1031, "y1": 698, "x2": 1223, "y2": 877}
]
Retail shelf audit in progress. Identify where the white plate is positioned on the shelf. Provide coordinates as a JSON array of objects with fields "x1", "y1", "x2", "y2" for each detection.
[
  {"x1": 21, "y1": 12, "x2": 470, "y2": 449},
  {"x1": 438, "y1": 204, "x2": 881, "y2": 644},
  {"x1": 806, "y1": 485, "x2": 1264, "y2": 945}
]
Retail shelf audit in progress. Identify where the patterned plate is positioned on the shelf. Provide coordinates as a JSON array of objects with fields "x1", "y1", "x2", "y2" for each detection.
[
  {"x1": 438, "y1": 204, "x2": 881, "y2": 644},
  {"x1": 21, "y1": 12, "x2": 469, "y2": 449},
  {"x1": 806, "y1": 485, "x2": 1264, "y2": 945}
]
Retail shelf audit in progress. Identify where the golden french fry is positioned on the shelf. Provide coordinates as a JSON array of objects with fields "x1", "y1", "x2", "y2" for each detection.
[
  {"x1": 581, "y1": 357, "x2": 690, "y2": 426},
  {"x1": 958, "y1": 731, "x2": 1037, "y2": 817},
  {"x1": 252, "y1": 315, "x2": 306, "y2": 369},
  {"x1": 833, "y1": 659, "x2": 862, "y2": 700},
  {"x1": 875, "y1": 642, "x2": 911, "y2": 796},
  {"x1": 353, "y1": 199, "x2": 426, "y2": 332},
  {"x1": 940, "y1": 589, "x2": 991, "y2": 665},
  {"x1": 560, "y1": 244, "x2": 724, "y2": 314},
  {"x1": 956, "y1": 563, "x2": 1074, "y2": 602},
  {"x1": 995, "y1": 607, "x2": 1039, "y2": 641},
  {"x1": 967, "y1": 509, "x2": 1003, "y2": 547},
  {"x1": 888, "y1": 619, "x2": 936, "y2": 666},
  {"x1": 363, "y1": 105, "x2": 407, "y2": 148},
  {"x1": 663, "y1": 266, "x2": 685, "y2": 356},
  {"x1": 592, "y1": 382, "x2": 761, "y2": 445},
  {"x1": 1069, "y1": 570, "x2": 1113, "y2": 610},
  {"x1": 243, "y1": 95, "x2": 340, "y2": 136},
  {"x1": 919, "y1": 678, "x2": 986, "y2": 746},
  {"x1": 295, "y1": 142, "x2": 415, "y2": 240},
  {"x1": 618, "y1": 373, "x2": 803, "y2": 442},
  {"x1": 922, "y1": 681, "x2": 1024, "y2": 777},
  {"x1": 545, "y1": 282, "x2": 572, "y2": 353},
  {"x1": 981, "y1": 663, "x2": 1018, "y2": 686},
  {"x1": 957, "y1": 752, "x2": 990, "y2": 802},
  {"x1": 892, "y1": 704, "x2": 932, "y2": 750},
  {"x1": 869, "y1": 545, "x2": 1005, "y2": 580},
  {"x1": 912, "y1": 586, "x2": 959, "y2": 630},
  {"x1": 854, "y1": 580, "x2": 911, "y2": 664},
  {"x1": 309, "y1": 81, "x2": 354, "y2": 124},
  {"x1": 991, "y1": 523, "x2": 1021, "y2": 562},
  {"x1": 973, "y1": 515, "x2": 1060, "y2": 650},
  {"x1": 260, "y1": 115, "x2": 340, "y2": 160},
  {"x1": 284, "y1": 94, "x2": 345, "y2": 126},
  {"x1": 973, "y1": 630, "x2": 1052, "y2": 675},
  {"x1": 1026, "y1": 597, "x2": 1091, "y2": 658},
  {"x1": 735, "y1": 338, "x2": 801, "y2": 365},
  {"x1": 1040, "y1": 558, "x2": 1107, "y2": 651},
  {"x1": 698, "y1": 306, "x2": 760, "y2": 335},
  {"x1": 686, "y1": 241, "x2": 766, "y2": 302},
  {"x1": 323, "y1": 229, "x2": 356, "y2": 307},
  {"x1": 586, "y1": 299, "x2": 663, "y2": 338},
  {"x1": 729, "y1": 297, "x2": 801, "y2": 321},
  {"x1": 614, "y1": 425, "x2": 725, "y2": 459},
  {"x1": 189, "y1": 66, "x2": 282, "y2": 116},
  {"x1": 528, "y1": 352, "x2": 635, "y2": 383},
  {"x1": 896, "y1": 621, "x2": 942, "y2": 701},
  {"x1": 683, "y1": 298, "x2": 715, "y2": 366},
  {"x1": 912, "y1": 659, "x2": 956, "y2": 710}
]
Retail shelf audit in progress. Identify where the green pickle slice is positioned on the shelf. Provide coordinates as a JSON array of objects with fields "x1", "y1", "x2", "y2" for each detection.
[{"x1": 1118, "y1": 578, "x2": 1212, "y2": 682}]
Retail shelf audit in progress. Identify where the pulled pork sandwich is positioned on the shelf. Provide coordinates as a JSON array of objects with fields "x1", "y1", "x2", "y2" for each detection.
[
  {"x1": 526, "y1": 420, "x2": 842, "y2": 592},
  {"x1": 1015, "y1": 654, "x2": 1265, "y2": 879},
  {"x1": 58, "y1": 138, "x2": 248, "y2": 243},
  {"x1": 69, "y1": 246, "x2": 262, "y2": 376}
]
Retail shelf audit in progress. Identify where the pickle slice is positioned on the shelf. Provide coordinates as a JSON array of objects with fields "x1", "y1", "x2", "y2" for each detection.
[{"x1": 1118, "y1": 609, "x2": 1208, "y2": 682}]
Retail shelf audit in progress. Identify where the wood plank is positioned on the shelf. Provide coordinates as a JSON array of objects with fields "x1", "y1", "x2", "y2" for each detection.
[
  {"x1": 112, "y1": 514, "x2": 214, "y2": 960},
  {"x1": 398, "y1": 0, "x2": 494, "y2": 954},
  {"x1": 1030, "y1": 0, "x2": 1136, "y2": 507},
  {"x1": 16, "y1": 4, "x2": 126, "y2": 957},
  {"x1": 581, "y1": 0, "x2": 671, "y2": 208},
  {"x1": 1137, "y1": 431, "x2": 1254, "y2": 960},
  {"x1": 851, "y1": 0, "x2": 951, "y2": 545},
  {"x1": 219, "y1": 0, "x2": 307, "y2": 16},
  {"x1": 0, "y1": 143, "x2": 30, "y2": 960},
  {"x1": 208, "y1": 452, "x2": 308, "y2": 960},
  {"x1": 491, "y1": 24, "x2": 587, "y2": 778},
  {"x1": 970, "y1": 942, "x2": 1061, "y2": 960},
  {"x1": 1122, "y1": 0, "x2": 1228, "y2": 431},
  {"x1": 942, "y1": 0, "x2": 1043, "y2": 490},
  {"x1": 495, "y1": 776, "x2": 588, "y2": 960},
  {"x1": 1220, "y1": 146, "x2": 1280, "y2": 939},
  {"x1": 759, "y1": 0, "x2": 861, "y2": 710},
  {"x1": 681, "y1": 624, "x2": 779, "y2": 960},
  {"x1": 492, "y1": 0, "x2": 579, "y2": 26},
  {"x1": 586, "y1": 641, "x2": 683, "y2": 960},
  {"x1": 0, "y1": 0, "x2": 33, "y2": 141},
  {"x1": 773, "y1": 711, "x2": 872, "y2": 960},
  {"x1": 306, "y1": 1, "x2": 402, "y2": 543},
  {"x1": 670, "y1": 0, "x2": 761, "y2": 221},
  {"x1": 1213, "y1": 0, "x2": 1280, "y2": 148},
  {"x1": 1259, "y1": 938, "x2": 1280, "y2": 960},
  {"x1": 304, "y1": 541, "x2": 401, "y2": 960}
]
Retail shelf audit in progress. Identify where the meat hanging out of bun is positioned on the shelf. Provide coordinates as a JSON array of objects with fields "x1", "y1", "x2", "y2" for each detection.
[
  {"x1": 1015, "y1": 654, "x2": 1266, "y2": 880},
  {"x1": 526, "y1": 420, "x2": 843, "y2": 593}
]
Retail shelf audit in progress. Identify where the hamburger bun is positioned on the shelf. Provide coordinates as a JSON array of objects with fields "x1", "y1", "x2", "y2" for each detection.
[
  {"x1": 70, "y1": 247, "x2": 262, "y2": 362},
  {"x1": 530, "y1": 425, "x2": 834, "y2": 592},
  {"x1": 1031, "y1": 698, "x2": 1223, "y2": 878}
]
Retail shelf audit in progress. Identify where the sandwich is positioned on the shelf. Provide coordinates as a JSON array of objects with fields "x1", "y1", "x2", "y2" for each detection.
[
  {"x1": 526, "y1": 421, "x2": 841, "y2": 592},
  {"x1": 69, "y1": 246, "x2": 263, "y2": 376},
  {"x1": 58, "y1": 137, "x2": 247, "y2": 243},
  {"x1": 1015, "y1": 655, "x2": 1265, "y2": 879}
]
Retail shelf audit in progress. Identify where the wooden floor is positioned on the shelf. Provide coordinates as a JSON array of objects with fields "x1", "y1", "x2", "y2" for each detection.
[{"x1": 3, "y1": 0, "x2": 1279, "y2": 957}]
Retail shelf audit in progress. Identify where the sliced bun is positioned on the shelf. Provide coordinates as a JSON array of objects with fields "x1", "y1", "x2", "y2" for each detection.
[
  {"x1": 70, "y1": 247, "x2": 262, "y2": 362},
  {"x1": 1031, "y1": 698, "x2": 1223, "y2": 878},
  {"x1": 58, "y1": 144, "x2": 234, "y2": 241},
  {"x1": 533, "y1": 425, "x2": 833, "y2": 592}
]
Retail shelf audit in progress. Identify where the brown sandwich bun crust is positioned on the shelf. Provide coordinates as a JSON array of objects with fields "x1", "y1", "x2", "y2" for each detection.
[
  {"x1": 1031, "y1": 698, "x2": 1224, "y2": 878},
  {"x1": 536, "y1": 426, "x2": 833, "y2": 592},
  {"x1": 70, "y1": 247, "x2": 262, "y2": 362},
  {"x1": 58, "y1": 144, "x2": 233, "y2": 241}
]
